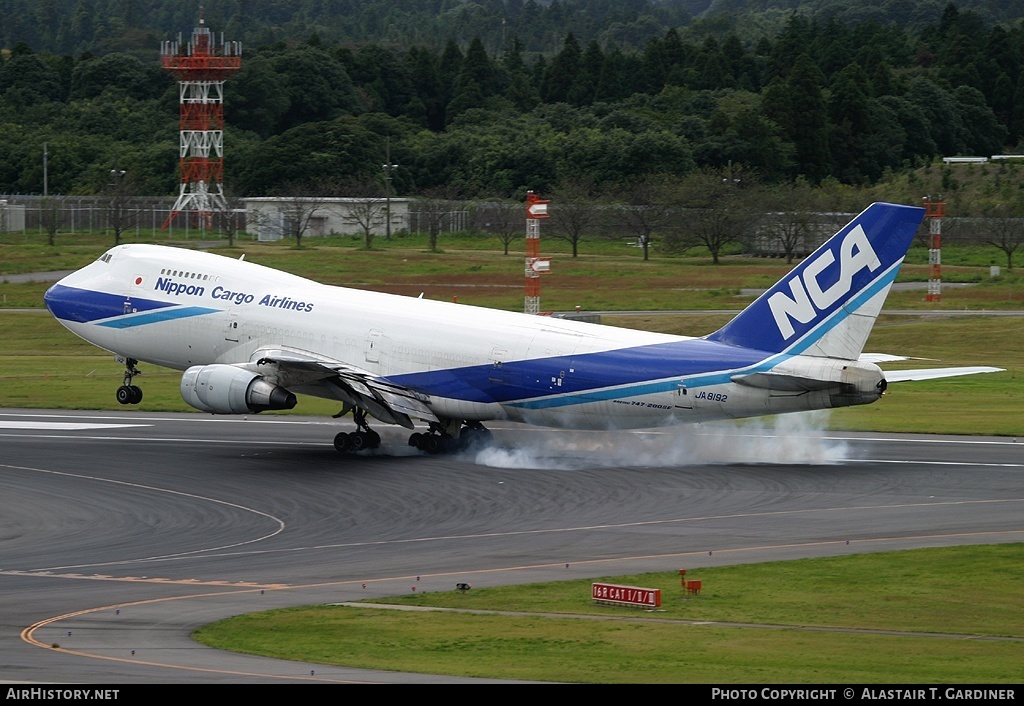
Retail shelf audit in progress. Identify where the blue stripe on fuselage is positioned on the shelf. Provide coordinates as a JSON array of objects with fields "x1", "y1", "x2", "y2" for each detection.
[
  {"x1": 44, "y1": 283, "x2": 217, "y2": 327},
  {"x1": 387, "y1": 337, "x2": 768, "y2": 406}
]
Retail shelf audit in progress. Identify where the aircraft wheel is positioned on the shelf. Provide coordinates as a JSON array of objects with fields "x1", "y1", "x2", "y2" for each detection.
[
  {"x1": 408, "y1": 432, "x2": 422, "y2": 448},
  {"x1": 459, "y1": 425, "x2": 492, "y2": 450},
  {"x1": 421, "y1": 434, "x2": 442, "y2": 454},
  {"x1": 349, "y1": 431, "x2": 368, "y2": 450},
  {"x1": 365, "y1": 430, "x2": 381, "y2": 449},
  {"x1": 116, "y1": 386, "x2": 135, "y2": 405},
  {"x1": 130, "y1": 385, "x2": 143, "y2": 403},
  {"x1": 333, "y1": 431, "x2": 353, "y2": 453}
]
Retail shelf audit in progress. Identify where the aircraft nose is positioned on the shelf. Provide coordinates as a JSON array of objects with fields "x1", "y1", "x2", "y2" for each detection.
[{"x1": 43, "y1": 270, "x2": 87, "y2": 322}]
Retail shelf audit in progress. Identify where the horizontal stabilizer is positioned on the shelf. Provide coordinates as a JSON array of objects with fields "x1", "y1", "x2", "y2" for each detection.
[
  {"x1": 884, "y1": 366, "x2": 1004, "y2": 383},
  {"x1": 859, "y1": 353, "x2": 934, "y2": 363}
]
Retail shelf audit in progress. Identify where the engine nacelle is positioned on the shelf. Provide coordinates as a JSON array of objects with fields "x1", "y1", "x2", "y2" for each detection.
[{"x1": 181, "y1": 365, "x2": 297, "y2": 414}]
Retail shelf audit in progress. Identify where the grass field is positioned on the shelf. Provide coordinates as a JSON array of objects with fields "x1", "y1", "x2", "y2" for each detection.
[{"x1": 193, "y1": 545, "x2": 1024, "y2": 683}]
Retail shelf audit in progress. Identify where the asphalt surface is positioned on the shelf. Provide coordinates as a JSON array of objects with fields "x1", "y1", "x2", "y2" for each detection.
[{"x1": 0, "y1": 409, "x2": 1021, "y2": 684}]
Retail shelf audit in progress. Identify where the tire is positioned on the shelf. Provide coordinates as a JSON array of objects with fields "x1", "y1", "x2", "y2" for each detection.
[
  {"x1": 350, "y1": 431, "x2": 367, "y2": 450},
  {"x1": 333, "y1": 432, "x2": 352, "y2": 453},
  {"x1": 422, "y1": 435, "x2": 442, "y2": 454}
]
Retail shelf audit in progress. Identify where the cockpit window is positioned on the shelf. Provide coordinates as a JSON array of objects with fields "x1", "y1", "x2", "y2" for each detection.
[{"x1": 98, "y1": 253, "x2": 113, "y2": 263}]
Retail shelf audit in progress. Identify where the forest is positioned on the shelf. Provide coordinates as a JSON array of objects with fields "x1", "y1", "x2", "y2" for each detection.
[{"x1": 1, "y1": 0, "x2": 1024, "y2": 219}]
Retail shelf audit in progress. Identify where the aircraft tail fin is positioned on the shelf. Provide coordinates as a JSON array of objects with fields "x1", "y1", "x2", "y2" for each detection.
[{"x1": 706, "y1": 202, "x2": 925, "y2": 360}]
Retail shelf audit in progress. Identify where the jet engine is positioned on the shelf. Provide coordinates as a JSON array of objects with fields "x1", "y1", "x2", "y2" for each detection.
[{"x1": 180, "y1": 365, "x2": 297, "y2": 414}]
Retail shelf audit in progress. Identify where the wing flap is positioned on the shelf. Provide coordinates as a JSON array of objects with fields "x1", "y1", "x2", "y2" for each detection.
[{"x1": 251, "y1": 348, "x2": 437, "y2": 428}]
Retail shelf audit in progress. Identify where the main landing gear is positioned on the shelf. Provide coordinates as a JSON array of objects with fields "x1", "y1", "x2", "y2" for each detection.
[
  {"x1": 407, "y1": 420, "x2": 493, "y2": 454},
  {"x1": 333, "y1": 408, "x2": 381, "y2": 453},
  {"x1": 115, "y1": 358, "x2": 143, "y2": 405},
  {"x1": 332, "y1": 411, "x2": 493, "y2": 456}
]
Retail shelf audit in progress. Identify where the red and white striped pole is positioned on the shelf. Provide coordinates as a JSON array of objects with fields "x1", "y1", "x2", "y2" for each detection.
[
  {"x1": 923, "y1": 196, "x2": 945, "y2": 302},
  {"x1": 525, "y1": 191, "x2": 551, "y2": 314}
]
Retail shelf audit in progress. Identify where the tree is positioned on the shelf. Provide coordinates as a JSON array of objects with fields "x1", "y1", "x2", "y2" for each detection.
[
  {"x1": 666, "y1": 167, "x2": 760, "y2": 265},
  {"x1": 477, "y1": 199, "x2": 524, "y2": 255},
  {"x1": 762, "y1": 54, "x2": 830, "y2": 183},
  {"x1": 212, "y1": 191, "x2": 247, "y2": 247},
  {"x1": 103, "y1": 168, "x2": 141, "y2": 245},
  {"x1": 755, "y1": 179, "x2": 824, "y2": 263},
  {"x1": 975, "y1": 202, "x2": 1024, "y2": 270},
  {"x1": 39, "y1": 195, "x2": 63, "y2": 247},
  {"x1": 274, "y1": 181, "x2": 331, "y2": 249},
  {"x1": 414, "y1": 185, "x2": 465, "y2": 253},
  {"x1": 610, "y1": 175, "x2": 680, "y2": 262},
  {"x1": 344, "y1": 191, "x2": 391, "y2": 248},
  {"x1": 549, "y1": 177, "x2": 598, "y2": 257}
]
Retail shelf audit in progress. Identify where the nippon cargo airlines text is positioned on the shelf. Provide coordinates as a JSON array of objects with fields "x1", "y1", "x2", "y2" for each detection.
[
  {"x1": 711, "y1": 688, "x2": 1016, "y2": 701},
  {"x1": 6, "y1": 689, "x2": 119, "y2": 700}
]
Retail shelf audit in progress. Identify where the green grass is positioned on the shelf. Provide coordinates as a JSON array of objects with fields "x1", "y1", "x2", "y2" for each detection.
[{"x1": 193, "y1": 545, "x2": 1024, "y2": 683}]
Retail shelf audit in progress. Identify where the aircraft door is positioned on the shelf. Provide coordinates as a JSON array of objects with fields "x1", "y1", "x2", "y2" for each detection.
[
  {"x1": 364, "y1": 328, "x2": 388, "y2": 370},
  {"x1": 224, "y1": 310, "x2": 241, "y2": 343},
  {"x1": 674, "y1": 381, "x2": 693, "y2": 410}
]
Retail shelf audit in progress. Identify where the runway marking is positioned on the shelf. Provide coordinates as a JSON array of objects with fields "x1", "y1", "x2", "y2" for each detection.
[
  {"x1": 1, "y1": 463, "x2": 288, "y2": 568},
  {"x1": 18, "y1": 497, "x2": 1022, "y2": 572},
  {"x1": 864, "y1": 459, "x2": 1024, "y2": 468},
  {"x1": 0, "y1": 421, "x2": 151, "y2": 430},
  {"x1": 0, "y1": 570, "x2": 289, "y2": 588},
  {"x1": 1, "y1": 411, "x2": 1021, "y2": 446},
  {"x1": 21, "y1": 594, "x2": 377, "y2": 683},
  {"x1": 0, "y1": 433, "x2": 321, "y2": 445}
]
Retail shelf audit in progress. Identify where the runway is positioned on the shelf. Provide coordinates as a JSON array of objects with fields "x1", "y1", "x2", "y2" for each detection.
[{"x1": 1, "y1": 408, "x2": 1021, "y2": 683}]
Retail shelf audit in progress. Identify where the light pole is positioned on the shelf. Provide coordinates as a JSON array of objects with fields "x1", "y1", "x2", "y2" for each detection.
[{"x1": 382, "y1": 137, "x2": 399, "y2": 240}]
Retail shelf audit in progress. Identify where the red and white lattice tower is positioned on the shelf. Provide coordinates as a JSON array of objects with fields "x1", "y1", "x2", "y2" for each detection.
[
  {"x1": 160, "y1": 16, "x2": 241, "y2": 229},
  {"x1": 525, "y1": 191, "x2": 551, "y2": 314},
  {"x1": 923, "y1": 196, "x2": 945, "y2": 302}
]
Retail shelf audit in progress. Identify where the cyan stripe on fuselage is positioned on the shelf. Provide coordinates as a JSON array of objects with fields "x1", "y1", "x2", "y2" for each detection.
[{"x1": 96, "y1": 306, "x2": 220, "y2": 328}]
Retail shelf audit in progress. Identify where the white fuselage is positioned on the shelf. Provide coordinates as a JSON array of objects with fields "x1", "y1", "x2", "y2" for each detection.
[{"x1": 47, "y1": 243, "x2": 884, "y2": 430}]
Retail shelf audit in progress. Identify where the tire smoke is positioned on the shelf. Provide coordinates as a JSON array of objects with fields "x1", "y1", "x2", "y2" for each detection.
[{"x1": 473, "y1": 411, "x2": 849, "y2": 469}]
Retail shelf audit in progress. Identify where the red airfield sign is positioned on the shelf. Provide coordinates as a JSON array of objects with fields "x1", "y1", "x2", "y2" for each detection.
[{"x1": 526, "y1": 191, "x2": 549, "y2": 219}]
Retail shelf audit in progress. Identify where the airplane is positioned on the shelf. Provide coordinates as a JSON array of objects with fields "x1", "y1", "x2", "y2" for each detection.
[{"x1": 43, "y1": 202, "x2": 1003, "y2": 454}]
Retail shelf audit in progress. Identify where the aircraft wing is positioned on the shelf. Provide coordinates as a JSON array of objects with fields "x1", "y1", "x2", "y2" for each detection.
[
  {"x1": 250, "y1": 348, "x2": 437, "y2": 429},
  {"x1": 883, "y1": 366, "x2": 1005, "y2": 382}
]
